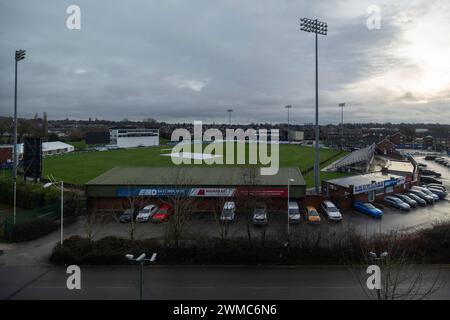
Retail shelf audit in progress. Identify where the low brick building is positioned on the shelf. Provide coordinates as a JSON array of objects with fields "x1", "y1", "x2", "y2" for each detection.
[
  {"x1": 86, "y1": 166, "x2": 306, "y2": 214},
  {"x1": 322, "y1": 172, "x2": 411, "y2": 210}
]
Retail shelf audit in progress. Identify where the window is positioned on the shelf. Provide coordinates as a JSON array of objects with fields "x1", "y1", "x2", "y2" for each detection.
[{"x1": 386, "y1": 186, "x2": 394, "y2": 194}]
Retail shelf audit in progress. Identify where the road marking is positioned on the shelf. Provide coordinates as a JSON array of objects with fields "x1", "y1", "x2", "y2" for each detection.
[{"x1": 5, "y1": 268, "x2": 52, "y2": 300}]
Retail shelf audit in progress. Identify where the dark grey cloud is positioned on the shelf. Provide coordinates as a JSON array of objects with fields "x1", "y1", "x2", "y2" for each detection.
[{"x1": 0, "y1": 0, "x2": 449, "y2": 124}]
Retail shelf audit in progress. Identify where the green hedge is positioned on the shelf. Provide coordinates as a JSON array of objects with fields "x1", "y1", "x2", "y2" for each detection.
[
  {"x1": 0, "y1": 177, "x2": 85, "y2": 216},
  {"x1": 50, "y1": 236, "x2": 363, "y2": 265},
  {"x1": 6, "y1": 217, "x2": 59, "y2": 242},
  {"x1": 0, "y1": 177, "x2": 59, "y2": 209}
]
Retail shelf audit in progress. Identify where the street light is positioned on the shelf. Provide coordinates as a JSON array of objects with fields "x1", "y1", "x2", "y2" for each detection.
[
  {"x1": 368, "y1": 251, "x2": 388, "y2": 300},
  {"x1": 339, "y1": 103, "x2": 346, "y2": 149},
  {"x1": 287, "y1": 178, "x2": 295, "y2": 243},
  {"x1": 285, "y1": 105, "x2": 292, "y2": 143},
  {"x1": 13, "y1": 49, "x2": 26, "y2": 225},
  {"x1": 43, "y1": 176, "x2": 64, "y2": 246},
  {"x1": 227, "y1": 109, "x2": 233, "y2": 126},
  {"x1": 126, "y1": 252, "x2": 157, "y2": 300},
  {"x1": 300, "y1": 18, "x2": 327, "y2": 194}
]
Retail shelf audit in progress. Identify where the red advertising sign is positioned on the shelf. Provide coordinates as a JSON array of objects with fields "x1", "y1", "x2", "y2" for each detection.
[{"x1": 235, "y1": 188, "x2": 288, "y2": 198}]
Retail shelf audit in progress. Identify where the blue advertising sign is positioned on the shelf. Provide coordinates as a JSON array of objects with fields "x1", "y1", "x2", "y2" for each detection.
[
  {"x1": 384, "y1": 179, "x2": 398, "y2": 188},
  {"x1": 117, "y1": 187, "x2": 190, "y2": 197},
  {"x1": 353, "y1": 181, "x2": 384, "y2": 195}
]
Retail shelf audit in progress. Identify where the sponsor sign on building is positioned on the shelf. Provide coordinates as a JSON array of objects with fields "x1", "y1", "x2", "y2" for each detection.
[
  {"x1": 117, "y1": 187, "x2": 288, "y2": 198},
  {"x1": 353, "y1": 181, "x2": 384, "y2": 195}
]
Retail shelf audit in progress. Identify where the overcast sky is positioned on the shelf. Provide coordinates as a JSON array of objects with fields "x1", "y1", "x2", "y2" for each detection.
[{"x1": 1, "y1": 0, "x2": 450, "y2": 124}]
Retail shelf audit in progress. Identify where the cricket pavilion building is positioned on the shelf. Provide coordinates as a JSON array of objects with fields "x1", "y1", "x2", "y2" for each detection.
[{"x1": 85, "y1": 166, "x2": 306, "y2": 214}]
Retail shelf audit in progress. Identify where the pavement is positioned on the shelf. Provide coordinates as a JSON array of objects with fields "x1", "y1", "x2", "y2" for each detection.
[{"x1": 1, "y1": 265, "x2": 449, "y2": 300}]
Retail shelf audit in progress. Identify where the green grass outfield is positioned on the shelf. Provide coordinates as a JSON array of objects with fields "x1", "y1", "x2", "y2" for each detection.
[{"x1": 43, "y1": 143, "x2": 351, "y2": 187}]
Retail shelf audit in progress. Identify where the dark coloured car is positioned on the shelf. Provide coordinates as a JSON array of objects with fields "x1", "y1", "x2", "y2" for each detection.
[
  {"x1": 394, "y1": 194, "x2": 418, "y2": 208},
  {"x1": 383, "y1": 196, "x2": 410, "y2": 211},
  {"x1": 119, "y1": 209, "x2": 137, "y2": 223},
  {"x1": 404, "y1": 193, "x2": 426, "y2": 206}
]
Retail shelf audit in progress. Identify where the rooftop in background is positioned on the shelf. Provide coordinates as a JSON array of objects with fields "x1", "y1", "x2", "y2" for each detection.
[
  {"x1": 86, "y1": 166, "x2": 305, "y2": 187},
  {"x1": 384, "y1": 160, "x2": 415, "y2": 174},
  {"x1": 325, "y1": 172, "x2": 402, "y2": 188}
]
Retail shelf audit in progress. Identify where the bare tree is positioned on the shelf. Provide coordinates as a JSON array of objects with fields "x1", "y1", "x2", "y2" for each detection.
[
  {"x1": 212, "y1": 193, "x2": 232, "y2": 241},
  {"x1": 352, "y1": 231, "x2": 443, "y2": 300},
  {"x1": 238, "y1": 166, "x2": 260, "y2": 246},
  {"x1": 161, "y1": 169, "x2": 195, "y2": 248},
  {"x1": 119, "y1": 182, "x2": 145, "y2": 241}
]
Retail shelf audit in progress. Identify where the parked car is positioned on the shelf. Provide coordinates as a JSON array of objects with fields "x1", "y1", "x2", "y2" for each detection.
[
  {"x1": 394, "y1": 194, "x2": 418, "y2": 208},
  {"x1": 403, "y1": 193, "x2": 426, "y2": 206},
  {"x1": 288, "y1": 201, "x2": 301, "y2": 223},
  {"x1": 412, "y1": 186, "x2": 439, "y2": 201},
  {"x1": 407, "y1": 189, "x2": 434, "y2": 204},
  {"x1": 419, "y1": 168, "x2": 441, "y2": 177},
  {"x1": 417, "y1": 162, "x2": 427, "y2": 168},
  {"x1": 427, "y1": 187, "x2": 447, "y2": 199},
  {"x1": 425, "y1": 183, "x2": 445, "y2": 191},
  {"x1": 305, "y1": 206, "x2": 321, "y2": 225},
  {"x1": 135, "y1": 204, "x2": 159, "y2": 222},
  {"x1": 151, "y1": 204, "x2": 172, "y2": 223},
  {"x1": 220, "y1": 201, "x2": 236, "y2": 222},
  {"x1": 119, "y1": 208, "x2": 137, "y2": 223},
  {"x1": 420, "y1": 176, "x2": 442, "y2": 184},
  {"x1": 252, "y1": 204, "x2": 268, "y2": 225},
  {"x1": 320, "y1": 201, "x2": 343, "y2": 221},
  {"x1": 352, "y1": 202, "x2": 383, "y2": 218},
  {"x1": 383, "y1": 196, "x2": 411, "y2": 211}
]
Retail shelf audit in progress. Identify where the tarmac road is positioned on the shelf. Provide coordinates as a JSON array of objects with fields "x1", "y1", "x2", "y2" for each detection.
[{"x1": 1, "y1": 265, "x2": 449, "y2": 300}]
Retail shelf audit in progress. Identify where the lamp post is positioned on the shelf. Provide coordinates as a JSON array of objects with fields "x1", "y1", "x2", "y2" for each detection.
[
  {"x1": 285, "y1": 105, "x2": 292, "y2": 143},
  {"x1": 287, "y1": 178, "x2": 295, "y2": 240},
  {"x1": 339, "y1": 103, "x2": 345, "y2": 149},
  {"x1": 126, "y1": 252, "x2": 157, "y2": 300},
  {"x1": 368, "y1": 251, "x2": 388, "y2": 300},
  {"x1": 300, "y1": 18, "x2": 327, "y2": 194},
  {"x1": 227, "y1": 109, "x2": 233, "y2": 126},
  {"x1": 43, "y1": 178, "x2": 64, "y2": 246},
  {"x1": 13, "y1": 49, "x2": 26, "y2": 225}
]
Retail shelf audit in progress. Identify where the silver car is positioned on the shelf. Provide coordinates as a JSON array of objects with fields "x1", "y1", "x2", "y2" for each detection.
[
  {"x1": 383, "y1": 196, "x2": 411, "y2": 211},
  {"x1": 320, "y1": 201, "x2": 343, "y2": 221},
  {"x1": 253, "y1": 205, "x2": 268, "y2": 225}
]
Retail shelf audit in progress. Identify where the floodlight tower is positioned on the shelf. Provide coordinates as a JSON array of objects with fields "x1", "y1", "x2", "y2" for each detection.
[
  {"x1": 300, "y1": 18, "x2": 327, "y2": 194},
  {"x1": 227, "y1": 109, "x2": 233, "y2": 126}
]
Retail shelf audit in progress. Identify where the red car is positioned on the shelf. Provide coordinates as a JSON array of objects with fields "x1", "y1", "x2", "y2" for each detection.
[{"x1": 151, "y1": 204, "x2": 172, "y2": 223}]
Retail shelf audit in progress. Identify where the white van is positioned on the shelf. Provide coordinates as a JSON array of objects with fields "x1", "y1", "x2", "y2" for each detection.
[
  {"x1": 288, "y1": 201, "x2": 301, "y2": 223},
  {"x1": 220, "y1": 201, "x2": 236, "y2": 222}
]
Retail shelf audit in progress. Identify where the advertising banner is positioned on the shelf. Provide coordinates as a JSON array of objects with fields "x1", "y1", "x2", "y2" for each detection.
[
  {"x1": 236, "y1": 188, "x2": 288, "y2": 197},
  {"x1": 353, "y1": 181, "x2": 384, "y2": 195},
  {"x1": 189, "y1": 188, "x2": 236, "y2": 197},
  {"x1": 117, "y1": 187, "x2": 190, "y2": 197}
]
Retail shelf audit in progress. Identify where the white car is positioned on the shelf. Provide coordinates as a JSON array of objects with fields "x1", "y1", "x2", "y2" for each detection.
[
  {"x1": 321, "y1": 201, "x2": 343, "y2": 221},
  {"x1": 135, "y1": 204, "x2": 159, "y2": 222},
  {"x1": 220, "y1": 201, "x2": 236, "y2": 222},
  {"x1": 288, "y1": 201, "x2": 301, "y2": 223}
]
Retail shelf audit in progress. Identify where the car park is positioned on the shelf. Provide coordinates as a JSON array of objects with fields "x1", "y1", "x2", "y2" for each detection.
[
  {"x1": 252, "y1": 204, "x2": 268, "y2": 225},
  {"x1": 394, "y1": 194, "x2": 418, "y2": 208},
  {"x1": 320, "y1": 201, "x2": 343, "y2": 221},
  {"x1": 305, "y1": 206, "x2": 321, "y2": 224},
  {"x1": 403, "y1": 192, "x2": 427, "y2": 206},
  {"x1": 419, "y1": 168, "x2": 441, "y2": 177},
  {"x1": 220, "y1": 201, "x2": 236, "y2": 222},
  {"x1": 412, "y1": 186, "x2": 439, "y2": 201},
  {"x1": 288, "y1": 201, "x2": 301, "y2": 223},
  {"x1": 151, "y1": 204, "x2": 172, "y2": 223},
  {"x1": 408, "y1": 189, "x2": 434, "y2": 204},
  {"x1": 352, "y1": 202, "x2": 383, "y2": 218},
  {"x1": 135, "y1": 204, "x2": 159, "y2": 222},
  {"x1": 119, "y1": 208, "x2": 137, "y2": 223},
  {"x1": 383, "y1": 196, "x2": 411, "y2": 211}
]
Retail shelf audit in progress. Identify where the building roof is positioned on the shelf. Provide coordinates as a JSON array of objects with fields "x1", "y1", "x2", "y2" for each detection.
[
  {"x1": 385, "y1": 160, "x2": 414, "y2": 174},
  {"x1": 326, "y1": 172, "x2": 402, "y2": 188},
  {"x1": 86, "y1": 166, "x2": 305, "y2": 187},
  {"x1": 42, "y1": 141, "x2": 74, "y2": 152}
]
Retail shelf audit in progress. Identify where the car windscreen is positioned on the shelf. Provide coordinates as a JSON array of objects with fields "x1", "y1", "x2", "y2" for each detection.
[
  {"x1": 363, "y1": 203, "x2": 376, "y2": 209},
  {"x1": 140, "y1": 209, "x2": 150, "y2": 214},
  {"x1": 222, "y1": 209, "x2": 233, "y2": 215},
  {"x1": 289, "y1": 209, "x2": 299, "y2": 215},
  {"x1": 309, "y1": 210, "x2": 318, "y2": 216},
  {"x1": 327, "y1": 207, "x2": 338, "y2": 212}
]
